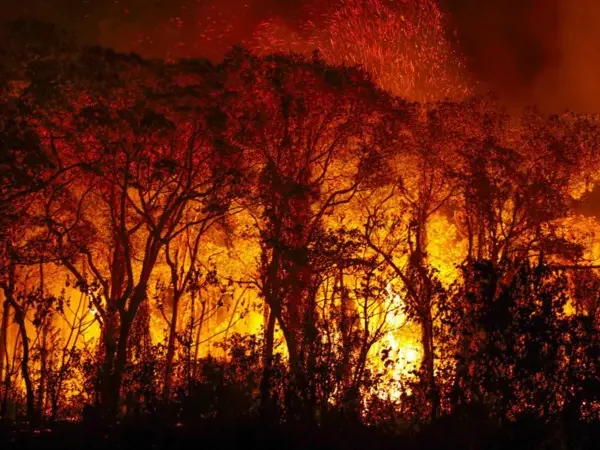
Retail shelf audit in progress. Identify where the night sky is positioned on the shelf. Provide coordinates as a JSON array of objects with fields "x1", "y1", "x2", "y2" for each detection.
[{"x1": 2, "y1": 0, "x2": 600, "y2": 112}]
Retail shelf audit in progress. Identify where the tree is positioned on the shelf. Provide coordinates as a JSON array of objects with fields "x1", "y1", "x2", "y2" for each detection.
[
  {"x1": 449, "y1": 103, "x2": 582, "y2": 265},
  {"x1": 446, "y1": 261, "x2": 599, "y2": 431},
  {"x1": 0, "y1": 252, "x2": 65, "y2": 427},
  {"x1": 360, "y1": 98, "x2": 464, "y2": 421},
  {"x1": 159, "y1": 222, "x2": 231, "y2": 402},
  {"x1": 0, "y1": 19, "x2": 81, "y2": 223},
  {"x1": 42, "y1": 48, "x2": 242, "y2": 419},
  {"x1": 219, "y1": 49, "x2": 392, "y2": 421}
]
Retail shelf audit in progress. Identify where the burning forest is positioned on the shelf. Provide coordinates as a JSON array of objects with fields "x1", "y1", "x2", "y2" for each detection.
[{"x1": 0, "y1": 2, "x2": 599, "y2": 449}]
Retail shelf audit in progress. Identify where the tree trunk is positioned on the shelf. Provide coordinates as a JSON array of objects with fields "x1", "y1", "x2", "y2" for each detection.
[
  {"x1": 0, "y1": 300, "x2": 9, "y2": 407},
  {"x1": 2, "y1": 261, "x2": 36, "y2": 427},
  {"x1": 12, "y1": 303, "x2": 36, "y2": 427},
  {"x1": 162, "y1": 292, "x2": 181, "y2": 402},
  {"x1": 421, "y1": 307, "x2": 438, "y2": 421},
  {"x1": 279, "y1": 320, "x2": 301, "y2": 420},
  {"x1": 0, "y1": 362, "x2": 10, "y2": 420},
  {"x1": 339, "y1": 272, "x2": 361, "y2": 418},
  {"x1": 101, "y1": 312, "x2": 134, "y2": 420},
  {"x1": 98, "y1": 307, "x2": 119, "y2": 420},
  {"x1": 411, "y1": 202, "x2": 438, "y2": 421},
  {"x1": 279, "y1": 319, "x2": 315, "y2": 424},
  {"x1": 99, "y1": 281, "x2": 151, "y2": 420},
  {"x1": 259, "y1": 309, "x2": 276, "y2": 419},
  {"x1": 192, "y1": 301, "x2": 206, "y2": 380},
  {"x1": 36, "y1": 319, "x2": 48, "y2": 426},
  {"x1": 302, "y1": 293, "x2": 318, "y2": 424}
]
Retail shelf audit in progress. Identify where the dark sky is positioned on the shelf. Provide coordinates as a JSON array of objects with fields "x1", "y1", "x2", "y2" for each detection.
[
  {"x1": 444, "y1": 0, "x2": 600, "y2": 112},
  {"x1": 3, "y1": 0, "x2": 600, "y2": 112}
]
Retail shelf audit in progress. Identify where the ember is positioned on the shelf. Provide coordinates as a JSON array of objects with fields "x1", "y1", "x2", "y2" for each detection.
[{"x1": 0, "y1": 2, "x2": 599, "y2": 450}]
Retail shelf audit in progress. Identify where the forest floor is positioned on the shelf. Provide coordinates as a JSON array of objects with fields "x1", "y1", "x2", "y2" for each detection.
[{"x1": 0, "y1": 418, "x2": 598, "y2": 450}]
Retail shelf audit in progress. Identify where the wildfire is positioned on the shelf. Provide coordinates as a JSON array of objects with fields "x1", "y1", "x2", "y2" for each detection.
[
  {"x1": 0, "y1": 9, "x2": 599, "y2": 432},
  {"x1": 378, "y1": 283, "x2": 421, "y2": 400}
]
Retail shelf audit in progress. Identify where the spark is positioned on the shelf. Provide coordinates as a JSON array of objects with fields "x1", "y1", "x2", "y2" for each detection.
[{"x1": 252, "y1": 0, "x2": 472, "y2": 101}]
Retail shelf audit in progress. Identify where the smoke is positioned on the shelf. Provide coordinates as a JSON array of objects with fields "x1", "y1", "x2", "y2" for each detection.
[
  {"x1": 556, "y1": 0, "x2": 600, "y2": 113},
  {"x1": 3, "y1": 0, "x2": 600, "y2": 112},
  {"x1": 445, "y1": 0, "x2": 600, "y2": 112}
]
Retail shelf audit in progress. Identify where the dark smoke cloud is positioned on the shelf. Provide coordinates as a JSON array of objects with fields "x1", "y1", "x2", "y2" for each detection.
[
  {"x1": 0, "y1": 0, "x2": 312, "y2": 60},
  {"x1": 444, "y1": 0, "x2": 600, "y2": 112},
  {"x1": 443, "y1": 0, "x2": 561, "y2": 108},
  {"x1": 3, "y1": 0, "x2": 600, "y2": 112}
]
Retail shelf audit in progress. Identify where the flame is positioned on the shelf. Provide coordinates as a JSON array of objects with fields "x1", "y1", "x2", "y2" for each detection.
[
  {"x1": 1, "y1": 6, "x2": 599, "y2": 424},
  {"x1": 368, "y1": 283, "x2": 421, "y2": 401}
]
